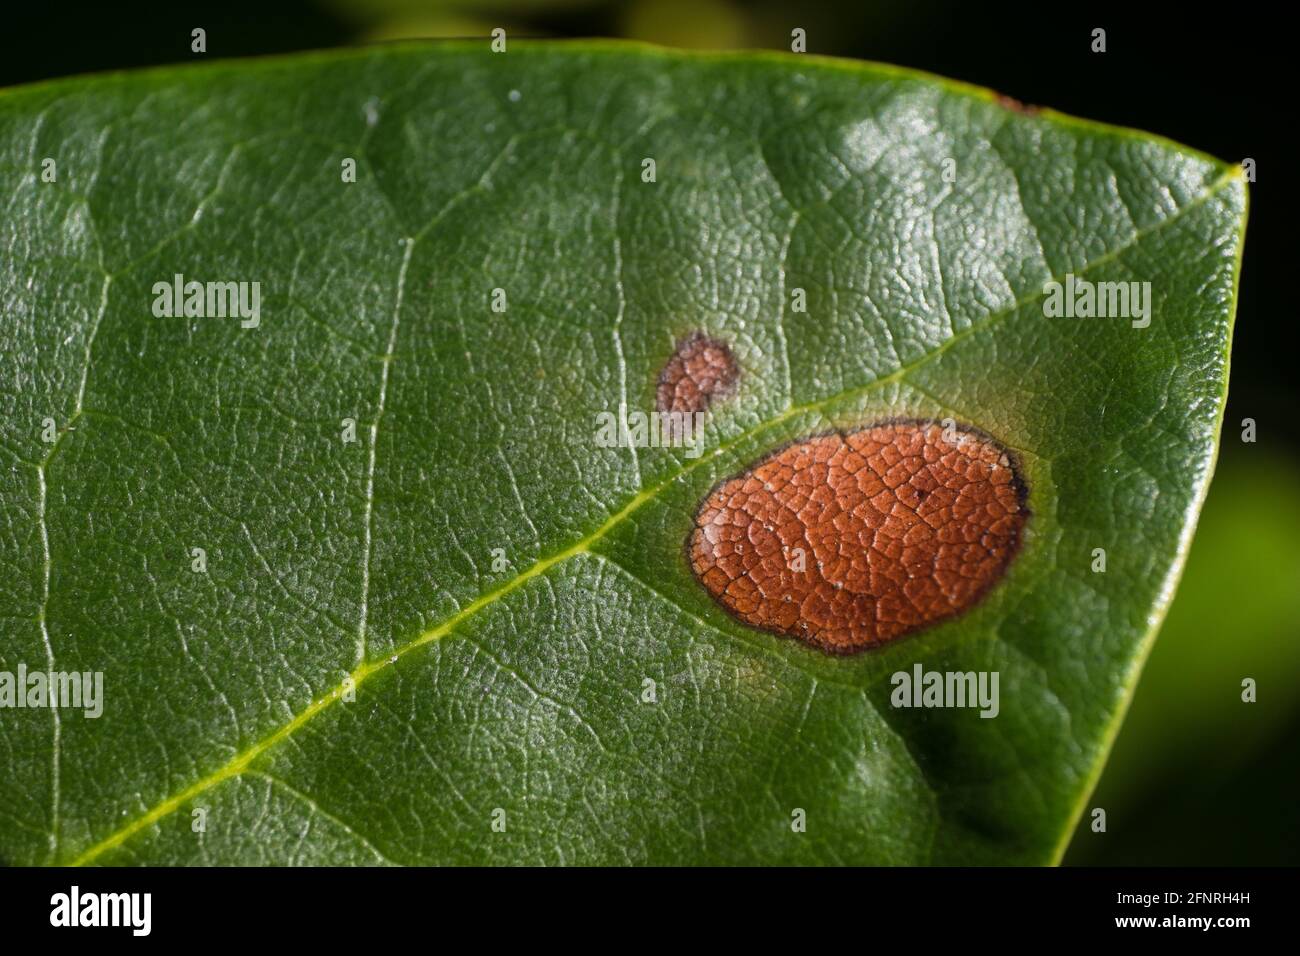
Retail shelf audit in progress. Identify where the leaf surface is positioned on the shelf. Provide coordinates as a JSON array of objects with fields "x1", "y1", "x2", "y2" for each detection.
[{"x1": 0, "y1": 42, "x2": 1247, "y2": 865}]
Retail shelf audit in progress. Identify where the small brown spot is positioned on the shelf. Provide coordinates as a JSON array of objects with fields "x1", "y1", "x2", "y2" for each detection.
[
  {"x1": 996, "y1": 94, "x2": 1040, "y2": 116},
  {"x1": 656, "y1": 332, "x2": 739, "y2": 414},
  {"x1": 688, "y1": 420, "x2": 1028, "y2": 654}
]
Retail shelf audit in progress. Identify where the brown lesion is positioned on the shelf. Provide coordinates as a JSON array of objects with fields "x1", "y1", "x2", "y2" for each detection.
[
  {"x1": 688, "y1": 420, "x2": 1029, "y2": 654},
  {"x1": 656, "y1": 332, "x2": 740, "y2": 414},
  {"x1": 996, "y1": 93, "x2": 1040, "y2": 116}
]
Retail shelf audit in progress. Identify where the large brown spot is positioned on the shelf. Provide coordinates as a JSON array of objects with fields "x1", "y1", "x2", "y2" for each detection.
[
  {"x1": 656, "y1": 332, "x2": 739, "y2": 414},
  {"x1": 688, "y1": 420, "x2": 1028, "y2": 654}
]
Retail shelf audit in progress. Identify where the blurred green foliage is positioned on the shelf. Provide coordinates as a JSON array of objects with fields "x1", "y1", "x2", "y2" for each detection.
[{"x1": 317, "y1": 0, "x2": 911, "y2": 51}]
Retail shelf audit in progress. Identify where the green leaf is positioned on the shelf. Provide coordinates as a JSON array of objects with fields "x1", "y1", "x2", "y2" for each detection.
[
  {"x1": 0, "y1": 41, "x2": 1247, "y2": 866},
  {"x1": 1067, "y1": 448, "x2": 1300, "y2": 853}
]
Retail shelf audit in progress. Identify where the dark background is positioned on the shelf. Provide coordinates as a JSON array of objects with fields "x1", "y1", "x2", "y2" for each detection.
[{"x1": 3, "y1": 0, "x2": 1294, "y2": 865}]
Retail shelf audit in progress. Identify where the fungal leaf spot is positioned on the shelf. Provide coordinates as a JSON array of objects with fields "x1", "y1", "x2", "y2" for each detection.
[
  {"x1": 688, "y1": 420, "x2": 1029, "y2": 654},
  {"x1": 656, "y1": 332, "x2": 739, "y2": 414}
]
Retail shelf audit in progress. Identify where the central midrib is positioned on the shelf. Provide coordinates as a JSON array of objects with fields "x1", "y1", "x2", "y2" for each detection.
[{"x1": 66, "y1": 166, "x2": 1238, "y2": 867}]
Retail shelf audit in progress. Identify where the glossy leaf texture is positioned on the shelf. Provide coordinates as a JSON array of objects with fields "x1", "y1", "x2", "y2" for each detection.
[{"x1": 0, "y1": 42, "x2": 1247, "y2": 865}]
